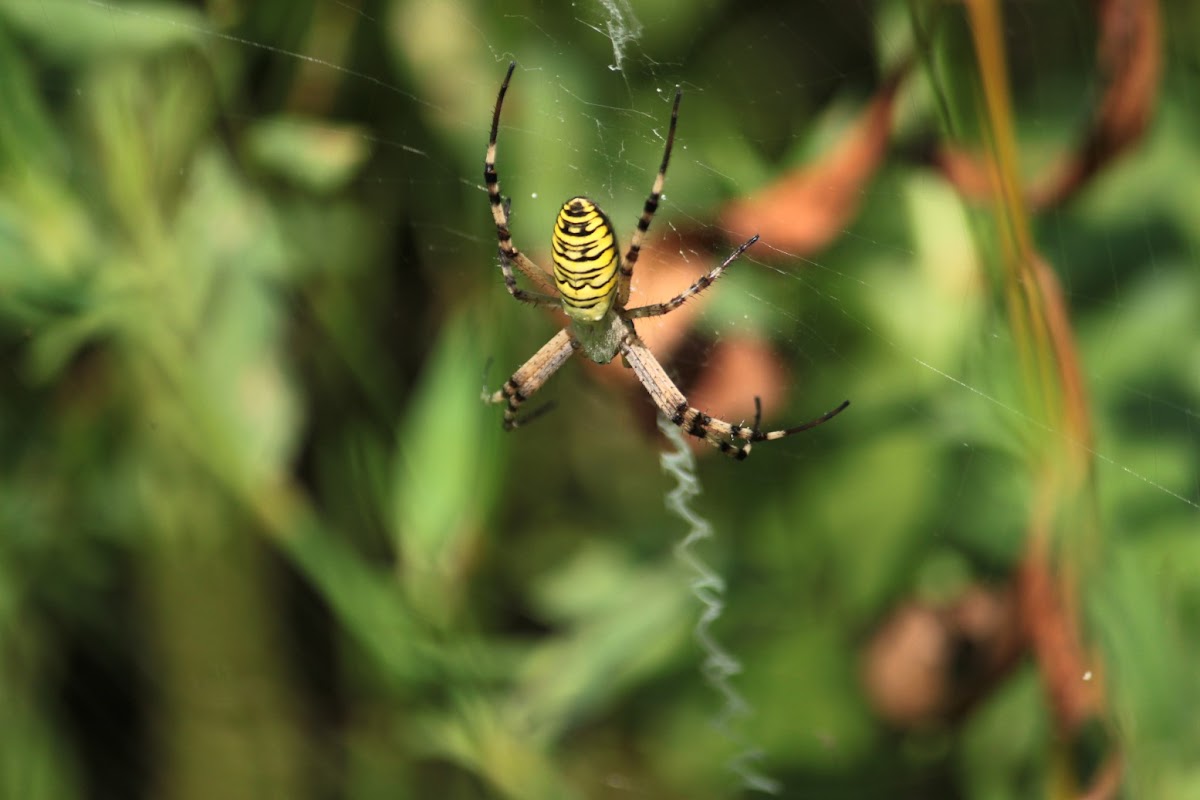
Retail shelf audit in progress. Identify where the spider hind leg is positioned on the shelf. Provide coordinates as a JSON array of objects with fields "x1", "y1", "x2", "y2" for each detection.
[
  {"x1": 670, "y1": 402, "x2": 758, "y2": 460},
  {"x1": 672, "y1": 398, "x2": 850, "y2": 459},
  {"x1": 621, "y1": 330, "x2": 848, "y2": 460}
]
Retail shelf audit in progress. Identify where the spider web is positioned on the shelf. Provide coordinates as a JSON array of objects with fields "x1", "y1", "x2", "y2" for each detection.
[{"x1": 14, "y1": 1, "x2": 1200, "y2": 799}]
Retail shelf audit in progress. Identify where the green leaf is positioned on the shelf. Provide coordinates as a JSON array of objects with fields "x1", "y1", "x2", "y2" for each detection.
[
  {"x1": 517, "y1": 544, "x2": 692, "y2": 738},
  {"x1": 244, "y1": 116, "x2": 372, "y2": 193},
  {"x1": 0, "y1": 25, "x2": 68, "y2": 176},
  {"x1": 0, "y1": 0, "x2": 208, "y2": 62},
  {"x1": 392, "y1": 311, "x2": 501, "y2": 622}
]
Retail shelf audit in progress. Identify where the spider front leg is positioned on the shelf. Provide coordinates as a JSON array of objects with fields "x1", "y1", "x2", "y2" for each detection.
[
  {"x1": 625, "y1": 235, "x2": 759, "y2": 319},
  {"x1": 486, "y1": 62, "x2": 558, "y2": 302},
  {"x1": 483, "y1": 329, "x2": 580, "y2": 429},
  {"x1": 618, "y1": 85, "x2": 682, "y2": 308}
]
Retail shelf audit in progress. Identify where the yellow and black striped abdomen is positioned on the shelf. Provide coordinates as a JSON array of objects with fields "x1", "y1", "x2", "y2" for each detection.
[{"x1": 551, "y1": 197, "x2": 619, "y2": 322}]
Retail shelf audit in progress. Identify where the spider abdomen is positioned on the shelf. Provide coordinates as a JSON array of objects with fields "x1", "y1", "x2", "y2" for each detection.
[{"x1": 551, "y1": 196, "x2": 619, "y2": 322}]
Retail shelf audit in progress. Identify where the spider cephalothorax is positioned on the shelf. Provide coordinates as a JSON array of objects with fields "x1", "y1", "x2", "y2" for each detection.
[{"x1": 482, "y1": 62, "x2": 848, "y2": 459}]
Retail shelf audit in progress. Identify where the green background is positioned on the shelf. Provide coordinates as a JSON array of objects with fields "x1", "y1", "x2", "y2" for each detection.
[{"x1": 0, "y1": 1, "x2": 1197, "y2": 798}]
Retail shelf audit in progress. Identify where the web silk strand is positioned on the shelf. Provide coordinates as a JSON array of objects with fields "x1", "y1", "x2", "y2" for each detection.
[{"x1": 657, "y1": 416, "x2": 781, "y2": 795}]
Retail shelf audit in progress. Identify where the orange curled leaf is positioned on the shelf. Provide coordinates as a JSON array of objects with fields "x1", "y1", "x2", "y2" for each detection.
[
  {"x1": 936, "y1": 0, "x2": 1161, "y2": 209},
  {"x1": 1032, "y1": 0, "x2": 1162, "y2": 206},
  {"x1": 721, "y1": 66, "x2": 908, "y2": 255}
]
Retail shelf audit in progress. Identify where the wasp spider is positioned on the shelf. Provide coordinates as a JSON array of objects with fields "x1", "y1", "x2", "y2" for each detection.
[{"x1": 482, "y1": 62, "x2": 849, "y2": 459}]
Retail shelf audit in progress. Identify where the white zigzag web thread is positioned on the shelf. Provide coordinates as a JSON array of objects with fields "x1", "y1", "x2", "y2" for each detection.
[{"x1": 657, "y1": 416, "x2": 781, "y2": 795}]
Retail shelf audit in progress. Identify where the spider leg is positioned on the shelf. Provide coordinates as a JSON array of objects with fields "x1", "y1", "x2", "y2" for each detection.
[
  {"x1": 483, "y1": 329, "x2": 580, "y2": 430},
  {"x1": 619, "y1": 328, "x2": 848, "y2": 459},
  {"x1": 625, "y1": 235, "x2": 759, "y2": 319},
  {"x1": 486, "y1": 62, "x2": 558, "y2": 300},
  {"x1": 619, "y1": 331, "x2": 758, "y2": 458},
  {"x1": 618, "y1": 86, "x2": 682, "y2": 308},
  {"x1": 498, "y1": 251, "x2": 560, "y2": 308},
  {"x1": 749, "y1": 399, "x2": 850, "y2": 440}
]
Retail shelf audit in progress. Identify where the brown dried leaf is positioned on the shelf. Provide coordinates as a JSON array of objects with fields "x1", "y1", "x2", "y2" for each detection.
[
  {"x1": 1032, "y1": 0, "x2": 1162, "y2": 206},
  {"x1": 583, "y1": 234, "x2": 734, "y2": 393},
  {"x1": 720, "y1": 67, "x2": 907, "y2": 254},
  {"x1": 680, "y1": 337, "x2": 788, "y2": 457},
  {"x1": 1017, "y1": 529, "x2": 1120, "y2": 798},
  {"x1": 1016, "y1": 534, "x2": 1105, "y2": 735},
  {"x1": 936, "y1": 0, "x2": 1162, "y2": 208},
  {"x1": 574, "y1": 238, "x2": 794, "y2": 455},
  {"x1": 861, "y1": 586, "x2": 1024, "y2": 728},
  {"x1": 624, "y1": 236, "x2": 719, "y2": 361}
]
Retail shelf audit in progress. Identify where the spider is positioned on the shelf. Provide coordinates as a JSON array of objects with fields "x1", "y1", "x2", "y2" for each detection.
[{"x1": 482, "y1": 62, "x2": 849, "y2": 459}]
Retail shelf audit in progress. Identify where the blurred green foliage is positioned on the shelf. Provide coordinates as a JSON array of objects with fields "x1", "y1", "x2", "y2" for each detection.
[{"x1": 0, "y1": 1, "x2": 1197, "y2": 799}]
